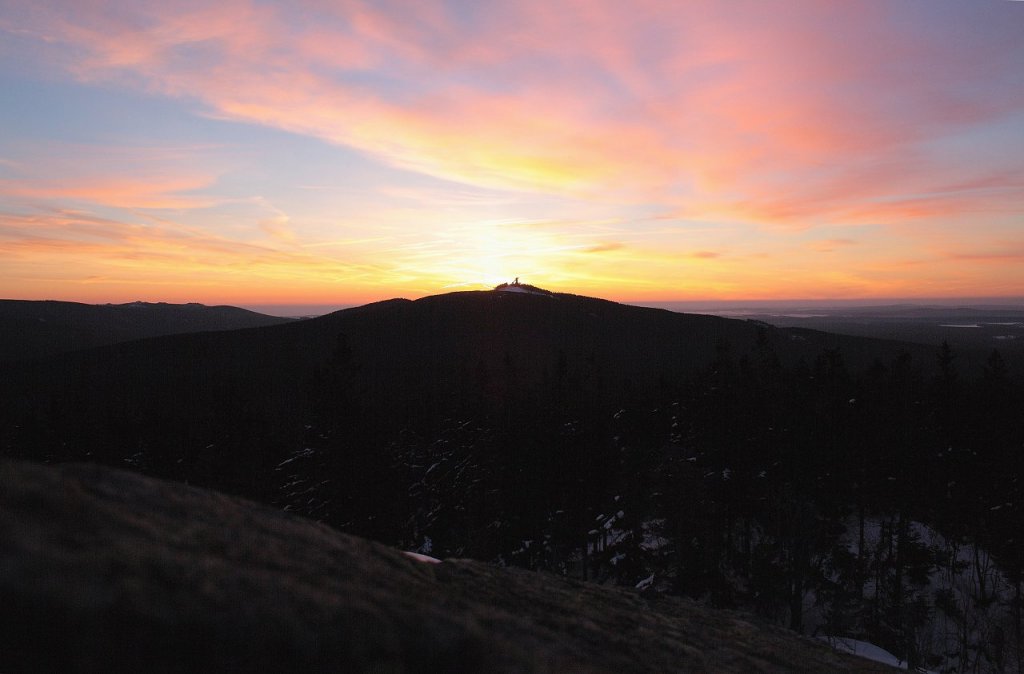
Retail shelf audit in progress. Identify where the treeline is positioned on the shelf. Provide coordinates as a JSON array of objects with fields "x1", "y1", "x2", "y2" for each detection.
[
  {"x1": 290, "y1": 333, "x2": 1024, "y2": 672},
  {"x1": 4, "y1": 320, "x2": 1023, "y2": 671}
]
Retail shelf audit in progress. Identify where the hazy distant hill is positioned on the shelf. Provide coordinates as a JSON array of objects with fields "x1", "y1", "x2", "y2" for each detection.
[
  {"x1": 0, "y1": 299, "x2": 294, "y2": 363},
  {"x1": 730, "y1": 304, "x2": 1024, "y2": 360}
]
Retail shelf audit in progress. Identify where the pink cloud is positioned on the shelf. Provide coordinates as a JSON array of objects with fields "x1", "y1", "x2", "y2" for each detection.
[
  {"x1": 0, "y1": 175, "x2": 216, "y2": 210},
  {"x1": 0, "y1": 142, "x2": 223, "y2": 209},
  {"x1": 4, "y1": 0, "x2": 1024, "y2": 228}
]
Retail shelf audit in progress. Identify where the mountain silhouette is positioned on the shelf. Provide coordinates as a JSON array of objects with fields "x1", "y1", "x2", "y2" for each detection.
[
  {"x1": 0, "y1": 287, "x2": 947, "y2": 514},
  {"x1": 0, "y1": 289, "x2": 946, "y2": 474},
  {"x1": 1, "y1": 289, "x2": 940, "y2": 443}
]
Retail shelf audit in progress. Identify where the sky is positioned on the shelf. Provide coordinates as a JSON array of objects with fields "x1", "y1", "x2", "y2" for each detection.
[{"x1": 1, "y1": 0, "x2": 1023, "y2": 308}]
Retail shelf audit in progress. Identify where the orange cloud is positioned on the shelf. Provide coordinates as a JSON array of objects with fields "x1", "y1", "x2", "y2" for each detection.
[
  {"x1": 2, "y1": 1, "x2": 1023, "y2": 302},
  {"x1": 810, "y1": 239, "x2": 856, "y2": 253},
  {"x1": 0, "y1": 207, "x2": 398, "y2": 302},
  {"x1": 948, "y1": 246, "x2": 1024, "y2": 264}
]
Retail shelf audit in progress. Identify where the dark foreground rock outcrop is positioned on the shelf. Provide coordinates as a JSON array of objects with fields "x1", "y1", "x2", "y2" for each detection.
[{"x1": 0, "y1": 460, "x2": 893, "y2": 672}]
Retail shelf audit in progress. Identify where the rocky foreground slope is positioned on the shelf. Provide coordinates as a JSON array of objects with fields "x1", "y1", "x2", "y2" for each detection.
[{"x1": 0, "y1": 460, "x2": 893, "y2": 673}]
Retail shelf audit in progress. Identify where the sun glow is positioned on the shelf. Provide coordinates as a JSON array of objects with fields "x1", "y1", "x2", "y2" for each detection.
[
  {"x1": 1, "y1": 1, "x2": 1023, "y2": 305},
  {"x1": 404, "y1": 219, "x2": 575, "y2": 291}
]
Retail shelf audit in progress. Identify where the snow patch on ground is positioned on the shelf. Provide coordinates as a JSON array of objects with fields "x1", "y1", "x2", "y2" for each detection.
[
  {"x1": 823, "y1": 636, "x2": 940, "y2": 672},
  {"x1": 822, "y1": 637, "x2": 911, "y2": 670}
]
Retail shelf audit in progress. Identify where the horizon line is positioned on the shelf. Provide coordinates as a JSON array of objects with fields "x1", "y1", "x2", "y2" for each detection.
[{"x1": 6, "y1": 291, "x2": 1024, "y2": 311}]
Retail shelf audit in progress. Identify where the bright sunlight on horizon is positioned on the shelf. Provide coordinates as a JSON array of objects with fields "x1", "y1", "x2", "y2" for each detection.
[{"x1": 1, "y1": 1, "x2": 1023, "y2": 306}]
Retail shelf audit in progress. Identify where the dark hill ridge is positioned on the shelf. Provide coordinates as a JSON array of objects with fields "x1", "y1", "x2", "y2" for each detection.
[
  {"x1": 1, "y1": 289, "x2": 948, "y2": 487},
  {"x1": 0, "y1": 299, "x2": 293, "y2": 363},
  {"x1": 311, "y1": 290, "x2": 940, "y2": 419},
  {"x1": 1, "y1": 290, "x2": 949, "y2": 391},
  {"x1": 0, "y1": 458, "x2": 894, "y2": 673}
]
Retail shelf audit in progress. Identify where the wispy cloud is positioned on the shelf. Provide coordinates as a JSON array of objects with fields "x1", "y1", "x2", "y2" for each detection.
[
  {"x1": 947, "y1": 245, "x2": 1024, "y2": 263},
  {"x1": 0, "y1": 206, "x2": 392, "y2": 300},
  {"x1": 582, "y1": 242, "x2": 625, "y2": 254},
  {"x1": 0, "y1": 142, "x2": 224, "y2": 209},
  {"x1": 810, "y1": 239, "x2": 857, "y2": 253},
  {"x1": 1, "y1": 1, "x2": 1023, "y2": 301},
  {"x1": 9, "y1": 0, "x2": 1023, "y2": 221}
]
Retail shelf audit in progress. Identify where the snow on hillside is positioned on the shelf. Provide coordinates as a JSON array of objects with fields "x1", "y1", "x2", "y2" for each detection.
[
  {"x1": 570, "y1": 504, "x2": 1014, "y2": 673},
  {"x1": 812, "y1": 516, "x2": 1015, "y2": 674}
]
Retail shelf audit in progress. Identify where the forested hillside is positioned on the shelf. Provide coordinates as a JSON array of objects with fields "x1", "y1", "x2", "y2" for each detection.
[{"x1": 3, "y1": 290, "x2": 1021, "y2": 671}]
